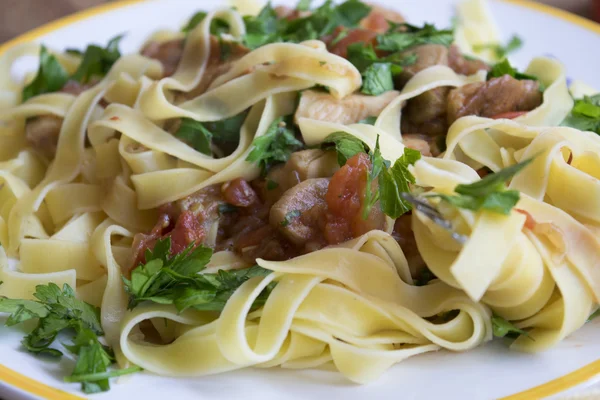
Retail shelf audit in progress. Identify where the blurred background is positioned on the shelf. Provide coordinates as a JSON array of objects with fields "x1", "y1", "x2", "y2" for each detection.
[{"x1": 0, "y1": 0, "x2": 598, "y2": 43}]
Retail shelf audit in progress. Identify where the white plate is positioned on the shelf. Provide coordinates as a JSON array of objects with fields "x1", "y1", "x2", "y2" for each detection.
[{"x1": 1, "y1": 1, "x2": 600, "y2": 399}]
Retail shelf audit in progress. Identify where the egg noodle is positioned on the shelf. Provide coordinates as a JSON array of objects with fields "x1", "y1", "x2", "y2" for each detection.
[{"x1": 0, "y1": 0, "x2": 598, "y2": 390}]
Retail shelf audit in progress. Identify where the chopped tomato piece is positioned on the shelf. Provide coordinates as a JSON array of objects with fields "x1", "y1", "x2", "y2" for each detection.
[
  {"x1": 324, "y1": 153, "x2": 385, "y2": 244},
  {"x1": 129, "y1": 211, "x2": 205, "y2": 272},
  {"x1": 222, "y1": 178, "x2": 259, "y2": 207}
]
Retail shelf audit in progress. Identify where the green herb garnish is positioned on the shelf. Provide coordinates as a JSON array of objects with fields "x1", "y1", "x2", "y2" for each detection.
[
  {"x1": 432, "y1": 158, "x2": 533, "y2": 215},
  {"x1": 561, "y1": 94, "x2": 600, "y2": 135},
  {"x1": 378, "y1": 147, "x2": 421, "y2": 218},
  {"x1": 242, "y1": 0, "x2": 371, "y2": 49},
  {"x1": 281, "y1": 210, "x2": 302, "y2": 226},
  {"x1": 0, "y1": 284, "x2": 141, "y2": 393},
  {"x1": 22, "y1": 46, "x2": 69, "y2": 102},
  {"x1": 361, "y1": 63, "x2": 397, "y2": 96},
  {"x1": 492, "y1": 314, "x2": 529, "y2": 339},
  {"x1": 322, "y1": 131, "x2": 369, "y2": 166},
  {"x1": 246, "y1": 116, "x2": 304, "y2": 175},
  {"x1": 487, "y1": 58, "x2": 538, "y2": 83},
  {"x1": 175, "y1": 118, "x2": 213, "y2": 155},
  {"x1": 266, "y1": 179, "x2": 279, "y2": 190},
  {"x1": 69, "y1": 34, "x2": 124, "y2": 84},
  {"x1": 358, "y1": 116, "x2": 377, "y2": 125},
  {"x1": 123, "y1": 237, "x2": 273, "y2": 312},
  {"x1": 376, "y1": 23, "x2": 454, "y2": 53},
  {"x1": 181, "y1": 12, "x2": 231, "y2": 35},
  {"x1": 218, "y1": 203, "x2": 239, "y2": 214},
  {"x1": 473, "y1": 34, "x2": 523, "y2": 59}
]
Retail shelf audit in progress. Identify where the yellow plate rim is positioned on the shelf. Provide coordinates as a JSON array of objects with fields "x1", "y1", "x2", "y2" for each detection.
[{"x1": 0, "y1": 0, "x2": 599, "y2": 399}]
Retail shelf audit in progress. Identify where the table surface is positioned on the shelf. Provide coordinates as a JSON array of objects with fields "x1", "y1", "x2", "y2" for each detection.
[{"x1": 0, "y1": 0, "x2": 594, "y2": 43}]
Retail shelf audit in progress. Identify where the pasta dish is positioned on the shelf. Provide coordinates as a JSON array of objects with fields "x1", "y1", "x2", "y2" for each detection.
[{"x1": 0, "y1": 0, "x2": 599, "y2": 394}]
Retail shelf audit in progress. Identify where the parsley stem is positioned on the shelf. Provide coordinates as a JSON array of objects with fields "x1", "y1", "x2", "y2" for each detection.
[{"x1": 64, "y1": 366, "x2": 143, "y2": 383}]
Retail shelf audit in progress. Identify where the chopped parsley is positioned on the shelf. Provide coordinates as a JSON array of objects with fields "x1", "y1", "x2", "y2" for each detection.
[
  {"x1": 175, "y1": 118, "x2": 213, "y2": 155},
  {"x1": 22, "y1": 46, "x2": 69, "y2": 102},
  {"x1": 281, "y1": 210, "x2": 302, "y2": 226},
  {"x1": 181, "y1": 11, "x2": 231, "y2": 35},
  {"x1": 241, "y1": 0, "x2": 371, "y2": 49},
  {"x1": 0, "y1": 283, "x2": 141, "y2": 394},
  {"x1": 362, "y1": 137, "x2": 388, "y2": 218},
  {"x1": 266, "y1": 179, "x2": 279, "y2": 190},
  {"x1": 323, "y1": 133, "x2": 420, "y2": 219},
  {"x1": 245, "y1": 116, "x2": 304, "y2": 175},
  {"x1": 322, "y1": 131, "x2": 369, "y2": 166},
  {"x1": 346, "y1": 43, "x2": 414, "y2": 95},
  {"x1": 473, "y1": 34, "x2": 523, "y2": 60},
  {"x1": 492, "y1": 314, "x2": 530, "y2": 339},
  {"x1": 362, "y1": 138, "x2": 421, "y2": 219},
  {"x1": 175, "y1": 111, "x2": 249, "y2": 156},
  {"x1": 376, "y1": 22, "x2": 454, "y2": 53},
  {"x1": 561, "y1": 94, "x2": 600, "y2": 135},
  {"x1": 431, "y1": 158, "x2": 533, "y2": 215},
  {"x1": 69, "y1": 34, "x2": 124, "y2": 84},
  {"x1": 218, "y1": 203, "x2": 239, "y2": 214},
  {"x1": 378, "y1": 147, "x2": 422, "y2": 218},
  {"x1": 487, "y1": 59, "x2": 539, "y2": 83},
  {"x1": 358, "y1": 116, "x2": 378, "y2": 125},
  {"x1": 361, "y1": 63, "x2": 397, "y2": 96},
  {"x1": 296, "y1": 0, "x2": 312, "y2": 11},
  {"x1": 123, "y1": 237, "x2": 273, "y2": 312},
  {"x1": 23, "y1": 35, "x2": 124, "y2": 101}
]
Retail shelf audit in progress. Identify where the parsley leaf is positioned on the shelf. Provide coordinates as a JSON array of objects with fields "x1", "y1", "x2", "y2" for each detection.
[
  {"x1": 358, "y1": 116, "x2": 377, "y2": 125},
  {"x1": 561, "y1": 94, "x2": 600, "y2": 135},
  {"x1": 473, "y1": 34, "x2": 523, "y2": 59},
  {"x1": 70, "y1": 34, "x2": 124, "y2": 84},
  {"x1": 361, "y1": 63, "x2": 395, "y2": 96},
  {"x1": 0, "y1": 298, "x2": 49, "y2": 326},
  {"x1": 218, "y1": 203, "x2": 239, "y2": 214},
  {"x1": 175, "y1": 118, "x2": 213, "y2": 155},
  {"x1": 378, "y1": 147, "x2": 421, "y2": 218},
  {"x1": 281, "y1": 210, "x2": 301, "y2": 227},
  {"x1": 487, "y1": 58, "x2": 538, "y2": 82},
  {"x1": 243, "y1": 0, "x2": 371, "y2": 49},
  {"x1": 123, "y1": 237, "x2": 274, "y2": 313},
  {"x1": 362, "y1": 136, "x2": 387, "y2": 219},
  {"x1": 245, "y1": 116, "x2": 304, "y2": 175},
  {"x1": 376, "y1": 23, "x2": 454, "y2": 53},
  {"x1": 181, "y1": 12, "x2": 231, "y2": 35},
  {"x1": 175, "y1": 111, "x2": 249, "y2": 156},
  {"x1": 432, "y1": 158, "x2": 533, "y2": 215},
  {"x1": 322, "y1": 131, "x2": 369, "y2": 166},
  {"x1": 242, "y1": 4, "x2": 282, "y2": 49},
  {"x1": 588, "y1": 308, "x2": 600, "y2": 322},
  {"x1": 296, "y1": 0, "x2": 312, "y2": 11},
  {"x1": 22, "y1": 46, "x2": 69, "y2": 102},
  {"x1": 492, "y1": 314, "x2": 529, "y2": 338},
  {"x1": 0, "y1": 284, "x2": 140, "y2": 394}
]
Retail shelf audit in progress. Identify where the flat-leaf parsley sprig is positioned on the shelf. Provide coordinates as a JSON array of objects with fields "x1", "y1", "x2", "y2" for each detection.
[{"x1": 0, "y1": 283, "x2": 141, "y2": 394}]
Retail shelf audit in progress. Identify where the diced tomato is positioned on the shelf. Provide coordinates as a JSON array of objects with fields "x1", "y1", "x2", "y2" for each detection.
[
  {"x1": 129, "y1": 211, "x2": 205, "y2": 272},
  {"x1": 324, "y1": 153, "x2": 385, "y2": 244},
  {"x1": 169, "y1": 211, "x2": 205, "y2": 254},
  {"x1": 222, "y1": 178, "x2": 258, "y2": 207}
]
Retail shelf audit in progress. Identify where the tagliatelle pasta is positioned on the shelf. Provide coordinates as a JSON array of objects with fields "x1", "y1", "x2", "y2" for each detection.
[{"x1": 0, "y1": 0, "x2": 599, "y2": 394}]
